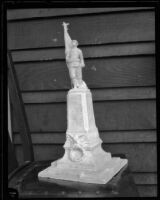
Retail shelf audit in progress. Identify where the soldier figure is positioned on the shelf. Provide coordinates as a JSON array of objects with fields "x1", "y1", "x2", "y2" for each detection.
[{"x1": 62, "y1": 22, "x2": 87, "y2": 89}]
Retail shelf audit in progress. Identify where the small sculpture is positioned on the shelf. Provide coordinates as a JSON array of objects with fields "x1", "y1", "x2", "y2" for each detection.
[
  {"x1": 62, "y1": 22, "x2": 87, "y2": 89},
  {"x1": 38, "y1": 23, "x2": 128, "y2": 184}
]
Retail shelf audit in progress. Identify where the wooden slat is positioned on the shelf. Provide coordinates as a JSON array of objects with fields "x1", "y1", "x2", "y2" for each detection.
[
  {"x1": 11, "y1": 42, "x2": 155, "y2": 63},
  {"x1": 15, "y1": 56, "x2": 155, "y2": 91},
  {"x1": 12, "y1": 100, "x2": 156, "y2": 132},
  {"x1": 13, "y1": 130, "x2": 157, "y2": 144},
  {"x1": 7, "y1": 11, "x2": 155, "y2": 50},
  {"x1": 7, "y1": 7, "x2": 154, "y2": 21},
  {"x1": 14, "y1": 143, "x2": 157, "y2": 172},
  {"x1": 22, "y1": 87, "x2": 156, "y2": 103},
  {"x1": 137, "y1": 185, "x2": 157, "y2": 197}
]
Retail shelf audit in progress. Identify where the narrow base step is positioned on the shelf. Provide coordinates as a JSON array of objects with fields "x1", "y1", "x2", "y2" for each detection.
[{"x1": 38, "y1": 157, "x2": 128, "y2": 184}]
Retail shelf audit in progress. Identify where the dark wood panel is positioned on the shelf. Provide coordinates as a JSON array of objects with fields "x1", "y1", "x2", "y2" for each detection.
[
  {"x1": 12, "y1": 42, "x2": 155, "y2": 63},
  {"x1": 137, "y1": 185, "x2": 157, "y2": 197},
  {"x1": 15, "y1": 143, "x2": 157, "y2": 172},
  {"x1": 12, "y1": 100, "x2": 156, "y2": 132},
  {"x1": 8, "y1": 11, "x2": 155, "y2": 49},
  {"x1": 13, "y1": 130, "x2": 157, "y2": 144},
  {"x1": 15, "y1": 56, "x2": 155, "y2": 91},
  {"x1": 133, "y1": 173, "x2": 157, "y2": 185},
  {"x1": 7, "y1": 7, "x2": 154, "y2": 21},
  {"x1": 22, "y1": 87, "x2": 156, "y2": 103},
  {"x1": 15, "y1": 145, "x2": 24, "y2": 164}
]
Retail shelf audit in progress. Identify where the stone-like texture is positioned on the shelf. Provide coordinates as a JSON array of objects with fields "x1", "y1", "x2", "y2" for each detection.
[{"x1": 38, "y1": 88, "x2": 128, "y2": 184}]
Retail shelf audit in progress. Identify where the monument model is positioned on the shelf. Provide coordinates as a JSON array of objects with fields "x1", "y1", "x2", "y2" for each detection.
[{"x1": 38, "y1": 22, "x2": 128, "y2": 184}]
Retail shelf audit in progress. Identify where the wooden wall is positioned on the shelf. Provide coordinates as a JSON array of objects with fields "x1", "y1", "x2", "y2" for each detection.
[{"x1": 7, "y1": 8, "x2": 156, "y2": 197}]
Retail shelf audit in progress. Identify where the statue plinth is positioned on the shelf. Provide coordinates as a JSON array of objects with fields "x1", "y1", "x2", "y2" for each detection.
[{"x1": 38, "y1": 88, "x2": 128, "y2": 184}]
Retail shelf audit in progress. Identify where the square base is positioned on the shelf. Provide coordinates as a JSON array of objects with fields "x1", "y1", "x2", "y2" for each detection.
[{"x1": 38, "y1": 157, "x2": 128, "y2": 184}]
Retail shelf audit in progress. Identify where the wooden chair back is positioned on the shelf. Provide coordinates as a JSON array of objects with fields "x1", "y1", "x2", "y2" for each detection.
[{"x1": 8, "y1": 50, "x2": 34, "y2": 167}]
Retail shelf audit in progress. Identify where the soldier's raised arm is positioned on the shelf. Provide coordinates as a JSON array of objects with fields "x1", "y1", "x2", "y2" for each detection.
[{"x1": 62, "y1": 22, "x2": 72, "y2": 56}]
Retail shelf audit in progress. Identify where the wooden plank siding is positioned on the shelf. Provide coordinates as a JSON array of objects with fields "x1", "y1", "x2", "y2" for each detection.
[
  {"x1": 7, "y1": 8, "x2": 156, "y2": 197},
  {"x1": 7, "y1": 10, "x2": 155, "y2": 50},
  {"x1": 21, "y1": 87, "x2": 156, "y2": 103},
  {"x1": 12, "y1": 100, "x2": 156, "y2": 132},
  {"x1": 14, "y1": 56, "x2": 156, "y2": 91}
]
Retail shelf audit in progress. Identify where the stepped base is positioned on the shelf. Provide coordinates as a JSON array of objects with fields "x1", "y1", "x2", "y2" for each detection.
[{"x1": 38, "y1": 155, "x2": 128, "y2": 184}]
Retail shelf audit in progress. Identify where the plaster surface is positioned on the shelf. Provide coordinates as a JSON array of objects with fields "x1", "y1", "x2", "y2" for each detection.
[{"x1": 38, "y1": 88, "x2": 128, "y2": 184}]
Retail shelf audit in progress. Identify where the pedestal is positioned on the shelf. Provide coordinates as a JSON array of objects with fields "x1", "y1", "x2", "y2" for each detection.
[{"x1": 38, "y1": 88, "x2": 128, "y2": 184}]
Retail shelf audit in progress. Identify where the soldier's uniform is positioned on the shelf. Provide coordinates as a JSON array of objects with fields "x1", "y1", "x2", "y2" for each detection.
[{"x1": 66, "y1": 48, "x2": 84, "y2": 88}]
